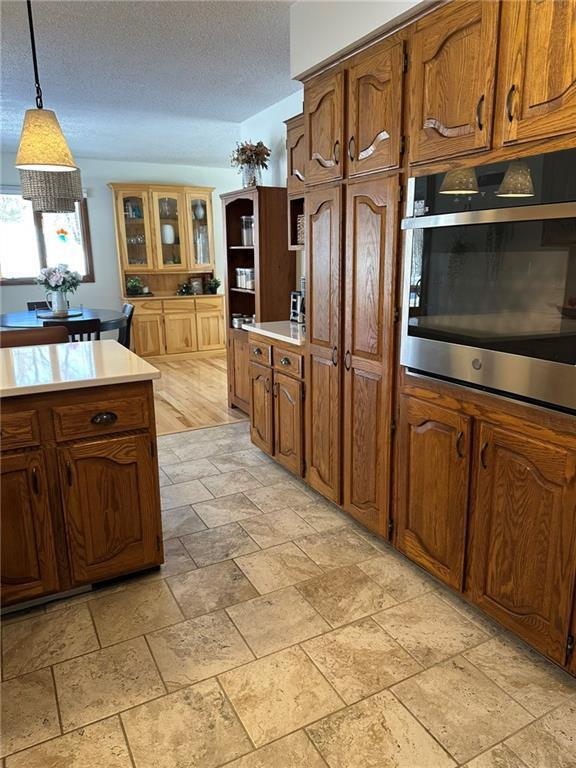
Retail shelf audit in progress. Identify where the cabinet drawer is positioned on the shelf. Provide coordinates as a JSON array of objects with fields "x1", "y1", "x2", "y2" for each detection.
[
  {"x1": 273, "y1": 347, "x2": 303, "y2": 378},
  {"x1": 0, "y1": 410, "x2": 40, "y2": 450},
  {"x1": 249, "y1": 340, "x2": 272, "y2": 366},
  {"x1": 163, "y1": 299, "x2": 196, "y2": 312},
  {"x1": 133, "y1": 300, "x2": 163, "y2": 315},
  {"x1": 195, "y1": 296, "x2": 223, "y2": 312},
  {"x1": 52, "y1": 395, "x2": 150, "y2": 442}
]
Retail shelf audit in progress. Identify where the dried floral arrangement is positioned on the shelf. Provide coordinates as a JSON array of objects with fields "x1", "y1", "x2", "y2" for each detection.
[{"x1": 230, "y1": 140, "x2": 271, "y2": 169}]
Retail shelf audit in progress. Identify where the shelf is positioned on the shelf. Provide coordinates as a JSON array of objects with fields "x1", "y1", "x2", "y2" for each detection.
[
  {"x1": 230, "y1": 287, "x2": 255, "y2": 295},
  {"x1": 229, "y1": 246, "x2": 254, "y2": 250}
]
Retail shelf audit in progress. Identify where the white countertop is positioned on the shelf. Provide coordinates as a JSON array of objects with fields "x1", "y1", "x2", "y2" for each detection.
[
  {"x1": 243, "y1": 321, "x2": 306, "y2": 347},
  {"x1": 0, "y1": 340, "x2": 160, "y2": 398}
]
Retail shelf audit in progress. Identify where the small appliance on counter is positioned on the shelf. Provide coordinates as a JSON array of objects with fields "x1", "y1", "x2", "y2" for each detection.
[{"x1": 290, "y1": 290, "x2": 305, "y2": 324}]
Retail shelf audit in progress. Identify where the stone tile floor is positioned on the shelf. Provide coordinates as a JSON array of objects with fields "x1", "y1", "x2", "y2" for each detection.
[{"x1": 1, "y1": 421, "x2": 575, "y2": 767}]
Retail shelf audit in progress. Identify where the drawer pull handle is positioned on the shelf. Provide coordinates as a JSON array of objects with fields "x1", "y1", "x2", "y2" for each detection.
[
  {"x1": 333, "y1": 140, "x2": 340, "y2": 165},
  {"x1": 273, "y1": 381, "x2": 279, "y2": 397},
  {"x1": 456, "y1": 431, "x2": 465, "y2": 458},
  {"x1": 480, "y1": 441, "x2": 489, "y2": 469},
  {"x1": 506, "y1": 84, "x2": 516, "y2": 123},
  {"x1": 91, "y1": 411, "x2": 118, "y2": 426},
  {"x1": 264, "y1": 376, "x2": 271, "y2": 393},
  {"x1": 348, "y1": 136, "x2": 356, "y2": 162},
  {"x1": 280, "y1": 356, "x2": 291, "y2": 366},
  {"x1": 65, "y1": 460, "x2": 73, "y2": 486},
  {"x1": 253, "y1": 347, "x2": 263, "y2": 357},
  {"x1": 476, "y1": 94, "x2": 485, "y2": 131},
  {"x1": 31, "y1": 467, "x2": 40, "y2": 496}
]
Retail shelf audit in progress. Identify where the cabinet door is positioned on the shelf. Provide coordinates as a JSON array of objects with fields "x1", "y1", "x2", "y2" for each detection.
[
  {"x1": 274, "y1": 372, "x2": 304, "y2": 476},
  {"x1": 150, "y1": 190, "x2": 188, "y2": 270},
  {"x1": 467, "y1": 423, "x2": 576, "y2": 665},
  {"x1": 249, "y1": 362, "x2": 274, "y2": 456},
  {"x1": 409, "y1": 0, "x2": 499, "y2": 164},
  {"x1": 115, "y1": 189, "x2": 155, "y2": 272},
  {"x1": 197, "y1": 311, "x2": 225, "y2": 351},
  {"x1": 305, "y1": 184, "x2": 342, "y2": 502},
  {"x1": 59, "y1": 434, "x2": 162, "y2": 585},
  {"x1": 1, "y1": 451, "x2": 59, "y2": 605},
  {"x1": 342, "y1": 177, "x2": 398, "y2": 536},
  {"x1": 347, "y1": 39, "x2": 404, "y2": 177},
  {"x1": 228, "y1": 329, "x2": 250, "y2": 412},
  {"x1": 495, "y1": 0, "x2": 576, "y2": 146},
  {"x1": 184, "y1": 193, "x2": 215, "y2": 270},
  {"x1": 164, "y1": 312, "x2": 198, "y2": 354},
  {"x1": 396, "y1": 396, "x2": 472, "y2": 590},
  {"x1": 304, "y1": 69, "x2": 345, "y2": 185},
  {"x1": 132, "y1": 304, "x2": 165, "y2": 357},
  {"x1": 286, "y1": 114, "x2": 306, "y2": 194}
]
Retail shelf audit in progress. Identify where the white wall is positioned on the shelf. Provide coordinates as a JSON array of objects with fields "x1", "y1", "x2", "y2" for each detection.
[
  {"x1": 290, "y1": 0, "x2": 426, "y2": 77},
  {"x1": 0, "y1": 154, "x2": 238, "y2": 314},
  {"x1": 240, "y1": 91, "x2": 304, "y2": 186}
]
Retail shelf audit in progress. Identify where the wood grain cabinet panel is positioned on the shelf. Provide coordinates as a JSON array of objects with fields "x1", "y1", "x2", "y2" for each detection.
[
  {"x1": 286, "y1": 113, "x2": 307, "y2": 194},
  {"x1": 196, "y1": 311, "x2": 225, "y2": 351},
  {"x1": 305, "y1": 184, "x2": 342, "y2": 502},
  {"x1": 274, "y1": 372, "x2": 303, "y2": 476},
  {"x1": 495, "y1": 0, "x2": 576, "y2": 146},
  {"x1": 396, "y1": 395, "x2": 472, "y2": 590},
  {"x1": 409, "y1": 0, "x2": 499, "y2": 164},
  {"x1": 58, "y1": 434, "x2": 162, "y2": 585},
  {"x1": 132, "y1": 303, "x2": 165, "y2": 357},
  {"x1": 347, "y1": 39, "x2": 404, "y2": 176},
  {"x1": 466, "y1": 422, "x2": 576, "y2": 665},
  {"x1": 228, "y1": 329, "x2": 250, "y2": 411},
  {"x1": 1, "y1": 451, "x2": 60, "y2": 605},
  {"x1": 249, "y1": 362, "x2": 274, "y2": 456},
  {"x1": 342, "y1": 177, "x2": 398, "y2": 535},
  {"x1": 164, "y1": 312, "x2": 198, "y2": 355},
  {"x1": 304, "y1": 69, "x2": 345, "y2": 185},
  {"x1": 0, "y1": 409, "x2": 40, "y2": 451}
]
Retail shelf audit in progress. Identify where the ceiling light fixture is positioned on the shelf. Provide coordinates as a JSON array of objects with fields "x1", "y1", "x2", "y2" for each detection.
[
  {"x1": 439, "y1": 168, "x2": 479, "y2": 195},
  {"x1": 15, "y1": 0, "x2": 77, "y2": 172},
  {"x1": 496, "y1": 160, "x2": 535, "y2": 198},
  {"x1": 20, "y1": 169, "x2": 82, "y2": 212}
]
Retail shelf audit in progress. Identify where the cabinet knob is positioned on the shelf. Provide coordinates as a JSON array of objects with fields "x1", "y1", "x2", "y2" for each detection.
[
  {"x1": 91, "y1": 411, "x2": 118, "y2": 426},
  {"x1": 279, "y1": 356, "x2": 291, "y2": 366},
  {"x1": 253, "y1": 347, "x2": 262, "y2": 357},
  {"x1": 506, "y1": 85, "x2": 517, "y2": 123}
]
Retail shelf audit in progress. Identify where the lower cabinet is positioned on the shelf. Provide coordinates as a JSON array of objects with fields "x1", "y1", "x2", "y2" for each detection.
[
  {"x1": 249, "y1": 362, "x2": 274, "y2": 455},
  {"x1": 1, "y1": 450, "x2": 60, "y2": 605},
  {"x1": 132, "y1": 303, "x2": 165, "y2": 357},
  {"x1": 197, "y1": 311, "x2": 225, "y2": 350},
  {"x1": 228, "y1": 329, "x2": 250, "y2": 412},
  {"x1": 58, "y1": 434, "x2": 162, "y2": 585},
  {"x1": 274, "y1": 372, "x2": 304, "y2": 475},
  {"x1": 396, "y1": 395, "x2": 471, "y2": 590},
  {"x1": 466, "y1": 422, "x2": 576, "y2": 666},
  {"x1": 164, "y1": 311, "x2": 198, "y2": 354}
]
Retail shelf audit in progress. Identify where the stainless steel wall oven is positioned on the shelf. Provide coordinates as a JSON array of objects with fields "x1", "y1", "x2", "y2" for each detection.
[{"x1": 400, "y1": 149, "x2": 576, "y2": 412}]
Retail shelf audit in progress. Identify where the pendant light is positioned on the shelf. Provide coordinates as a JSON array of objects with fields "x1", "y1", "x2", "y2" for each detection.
[
  {"x1": 439, "y1": 167, "x2": 479, "y2": 195},
  {"x1": 20, "y1": 169, "x2": 82, "y2": 212},
  {"x1": 15, "y1": 0, "x2": 77, "y2": 172},
  {"x1": 496, "y1": 160, "x2": 535, "y2": 198}
]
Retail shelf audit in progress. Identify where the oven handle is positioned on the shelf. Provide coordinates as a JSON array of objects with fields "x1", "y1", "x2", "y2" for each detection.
[{"x1": 401, "y1": 201, "x2": 576, "y2": 230}]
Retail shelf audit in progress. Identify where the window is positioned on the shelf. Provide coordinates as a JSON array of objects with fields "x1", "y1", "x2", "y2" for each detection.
[{"x1": 0, "y1": 189, "x2": 95, "y2": 284}]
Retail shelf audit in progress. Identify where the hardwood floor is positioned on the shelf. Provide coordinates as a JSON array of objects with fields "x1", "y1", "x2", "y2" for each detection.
[{"x1": 152, "y1": 353, "x2": 248, "y2": 436}]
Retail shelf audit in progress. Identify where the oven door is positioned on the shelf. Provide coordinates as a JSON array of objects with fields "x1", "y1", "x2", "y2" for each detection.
[{"x1": 400, "y1": 200, "x2": 576, "y2": 412}]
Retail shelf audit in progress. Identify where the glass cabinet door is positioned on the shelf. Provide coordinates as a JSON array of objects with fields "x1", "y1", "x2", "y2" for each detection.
[
  {"x1": 185, "y1": 194, "x2": 214, "y2": 270},
  {"x1": 116, "y1": 191, "x2": 154, "y2": 271},
  {"x1": 151, "y1": 190, "x2": 187, "y2": 270}
]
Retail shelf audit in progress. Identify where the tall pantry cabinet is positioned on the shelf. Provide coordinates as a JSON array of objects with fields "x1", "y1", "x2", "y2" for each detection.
[{"x1": 303, "y1": 34, "x2": 404, "y2": 533}]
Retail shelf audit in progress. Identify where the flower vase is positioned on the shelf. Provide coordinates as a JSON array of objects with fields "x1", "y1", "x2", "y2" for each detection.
[
  {"x1": 241, "y1": 164, "x2": 262, "y2": 188},
  {"x1": 48, "y1": 291, "x2": 69, "y2": 317}
]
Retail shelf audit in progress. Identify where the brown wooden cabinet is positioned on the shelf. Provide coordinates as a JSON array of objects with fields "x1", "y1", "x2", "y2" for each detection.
[
  {"x1": 342, "y1": 176, "x2": 398, "y2": 536},
  {"x1": 396, "y1": 395, "x2": 472, "y2": 590},
  {"x1": 408, "y1": 0, "x2": 499, "y2": 164},
  {"x1": 495, "y1": 0, "x2": 576, "y2": 147},
  {"x1": 467, "y1": 422, "x2": 576, "y2": 665},
  {"x1": 58, "y1": 434, "x2": 161, "y2": 585},
  {"x1": 249, "y1": 362, "x2": 274, "y2": 455},
  {"x1": 1, "y1": 450, "x2": 60, "y2": 605},
  {"x1": 304, "y1": 68, "x2": 345, "y2": 185},
  {"x1": 274, "y1": 371, "x2": 304, "y2": 476},
  {"x1": 347, "y1": 39, "x2": 405, "y2": 176},
  {"x1": 228, "y1": 328, "x2": 250, "y2": 411},
  {"x1": 286, "y1": 113, "x2": 306, "y2": 194},
  {"x1": 132, "y1": 301, "x2": 165, "y2": 357},
  {"x1": 305, "y1": 184, "x2": 342, "y2": 502},
  {"x1": 163, "y1": 301, "x2": 198, "y2": 355}
]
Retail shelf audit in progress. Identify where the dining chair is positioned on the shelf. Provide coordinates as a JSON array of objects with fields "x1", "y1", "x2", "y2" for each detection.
[
  {"x1": 26, "y1": 300, "x2": 50, "y2": 311},
  {"x1": 0, "y1": 326, "x2": 69, "y2": 348},
  {"x1": 118, "y1": 303, "x2": 135, "y2": 349},
  {"x1": 44, "y1": 318, "x2": 101, "y2": 342}
]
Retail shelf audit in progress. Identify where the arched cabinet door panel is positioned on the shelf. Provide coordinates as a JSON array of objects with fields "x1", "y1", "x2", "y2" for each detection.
[
  {"x1": 249, "y1": 362, "x2": 274, "y2": 456},
  {"x1": 274, "y1": 372, "x2": 303, "y2": 476},
  {"x1": 304, "y1": 69, "x2": 345, "y2": 185}
]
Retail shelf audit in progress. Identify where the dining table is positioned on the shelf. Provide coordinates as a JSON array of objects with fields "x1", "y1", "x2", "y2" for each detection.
[{"x1": 0, "y1": 307, "x2": 127, "y2": 333}]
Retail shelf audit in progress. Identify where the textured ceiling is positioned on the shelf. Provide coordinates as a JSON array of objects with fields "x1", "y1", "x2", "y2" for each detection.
[{"x1": 1, "y1": 0, "x2": 300, "y2": 166}]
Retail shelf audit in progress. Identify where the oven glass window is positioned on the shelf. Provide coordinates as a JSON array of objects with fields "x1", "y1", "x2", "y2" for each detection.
[{"x1": 408, "y1": 218, "x2": 576, "y2": 365}]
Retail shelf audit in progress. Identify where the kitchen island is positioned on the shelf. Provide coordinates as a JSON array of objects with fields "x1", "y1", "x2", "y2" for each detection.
[{"x1": 1, "y1": 340, "x2": 164, "y2": 607}]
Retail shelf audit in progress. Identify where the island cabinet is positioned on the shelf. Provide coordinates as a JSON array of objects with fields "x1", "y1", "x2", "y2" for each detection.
[
  {"x1": 1, "y1": 380, "x2": 163, "y2": 606},
  {"x1": 396, "y1": 375, "x2": 576, "y2": 669}
]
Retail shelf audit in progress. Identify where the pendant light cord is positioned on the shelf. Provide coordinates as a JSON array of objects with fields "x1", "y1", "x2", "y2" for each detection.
[{"x1": 26, "y1": 0, "x2": 43, "y2": 108}]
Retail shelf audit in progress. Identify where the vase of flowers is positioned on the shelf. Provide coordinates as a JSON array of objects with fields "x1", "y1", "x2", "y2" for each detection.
[
  {"x1": 231, "y1": 140, "x2": 271, "y2": 188},
  {"x1": 37, "y1": 263, "x2": 81, "y2": 317}
]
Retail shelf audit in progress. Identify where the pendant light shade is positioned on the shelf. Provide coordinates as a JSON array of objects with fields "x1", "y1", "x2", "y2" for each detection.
[
  {"x1": 20, "y1": 168, "x2": 82, "y2": 212},
  {"x1": 439, "y1": 167, "x2": 479, "y2": 195},
  {"x1": 16, "y1": 109, "x2": 76, "y2": 172},
  {"x1": 496, "y1": 160, "x2": 535, "y2": 198}
]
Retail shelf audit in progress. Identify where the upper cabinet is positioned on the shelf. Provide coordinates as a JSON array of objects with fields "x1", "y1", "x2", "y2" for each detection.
[
  {"x1": 115, "y1": 188, "x2": 155, "y2": 272},
  {"x1": 285, "y1": 114, "x2": 306, "y2": 194},
  {"x1": 347, "y1": 39, "x2": 405, "y2": 176},
  {"x1": 150, "y1": 189, "x2": 187, "y2": 270},
  {"x1": 495, "y1": 0, "x2": 576, "y2": 147},
  {"x1": 304, "y1": 69, "x2": 345, "y2": 185},
  {"x1": 408, "y1": 0, "x2": 499, "y2": 164}
]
